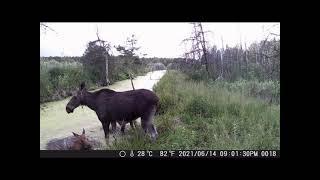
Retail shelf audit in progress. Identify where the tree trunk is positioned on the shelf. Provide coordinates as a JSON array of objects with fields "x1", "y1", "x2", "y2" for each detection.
[
  {"x1": 129, "y1": 73, "x2": 135, "y2": 90},
  {"x1": 105, "y1": 54, "x2": 109, "y2": 85},
  {"x1": 198, "y1": 23, "x2": 209, "y2": 74},
  {"x1": 221, "y1": 37, "x2": 224, "y2": 78},
  {"x1": 244, "y1": 42, "x2": 248, "y2": 79}
]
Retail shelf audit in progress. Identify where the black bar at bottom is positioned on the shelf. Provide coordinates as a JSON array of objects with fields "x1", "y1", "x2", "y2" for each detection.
[{"x1": 40, "y1": 150, "x2": 280, "y2": 158}]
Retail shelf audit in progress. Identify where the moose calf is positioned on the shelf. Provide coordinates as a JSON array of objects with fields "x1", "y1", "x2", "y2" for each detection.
[{"x1": 46, "y1": 128, "x2": 92, "y2": 150}]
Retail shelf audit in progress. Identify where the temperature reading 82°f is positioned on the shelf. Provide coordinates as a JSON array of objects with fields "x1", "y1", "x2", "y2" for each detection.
[
  {"x1": 160, "y1": 150, "x2": 175, "y2": 157},
  {"x1": 160, "y1": 150, "x2": 167, "y2": 157}
]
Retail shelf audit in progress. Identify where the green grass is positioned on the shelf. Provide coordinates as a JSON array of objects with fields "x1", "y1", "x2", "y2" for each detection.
[
  {"x1": 110, "y1": 70, "x2": 280, "y2": 150},
  {"x1": 40, "y1": 60, "x2": 91, "y2": 103}
]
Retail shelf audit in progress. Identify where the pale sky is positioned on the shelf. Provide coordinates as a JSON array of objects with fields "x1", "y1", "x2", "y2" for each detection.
[{"x1": 40, "y1": 22, "x2": 280, "y2": 58}]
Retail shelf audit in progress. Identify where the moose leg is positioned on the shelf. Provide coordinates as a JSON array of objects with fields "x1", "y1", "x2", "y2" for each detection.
[
  {"x1": 145, "y1": 106, "x2": 158, "y2": 141},
  {"x1": 102, "y1": 121, "x2": 111, "y2": 141},
  {"x1": 120, "y1": 121, "x2": 126, "y2": 133},
  {"x1": 141, "y1": 120, "x2": 148, "y2": 133},
  {"x1": 130, "y1": 121, "x2": 135, "y2": 129},
  {"x1": 134, "y1": 120, "x2": 137, "y2": 128},
  {"x1": 111, "y1": 121, "x2": 117, "y2": 133},
  {"x1": 149, "y1": 124, "x2": 158, "y2": 141},
  {"x1": 132, "y1": 120, "x2": 137, "y2": 128}
]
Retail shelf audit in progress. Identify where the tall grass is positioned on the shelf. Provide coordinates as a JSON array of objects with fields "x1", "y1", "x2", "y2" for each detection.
[
  {"x1": 40, "y1": 60, "x2": 92, "y2": 103},
  {"x1": 110, "y1": 70, "x2": 280, "y2": 150},
  {"x1": 209, "y1": 79, "x2": 280, "y2": 104}
]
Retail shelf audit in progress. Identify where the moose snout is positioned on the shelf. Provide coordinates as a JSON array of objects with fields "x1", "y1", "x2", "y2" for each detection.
[{"x1": 66, "y1": 106, "x2": 73, "y2": 113}]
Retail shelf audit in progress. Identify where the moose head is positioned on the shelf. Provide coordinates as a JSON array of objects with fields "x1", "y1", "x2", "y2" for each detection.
[{"x1": 66, "y1": 82, "x2": 86, "y2": 114}]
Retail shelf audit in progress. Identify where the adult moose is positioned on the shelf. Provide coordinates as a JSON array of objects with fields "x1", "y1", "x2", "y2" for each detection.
[{"x1": 66, "y1": 82, "x2": 159, "y2": 142}]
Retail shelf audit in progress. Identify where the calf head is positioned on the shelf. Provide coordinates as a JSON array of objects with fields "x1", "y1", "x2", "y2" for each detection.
[{"x1": 71, "y1": 128, "x2": 92, "y2": 150}]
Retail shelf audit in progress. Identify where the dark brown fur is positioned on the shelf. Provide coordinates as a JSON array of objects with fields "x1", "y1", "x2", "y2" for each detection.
[
  {"x1": 66, "y1": 83, "x2": 159, "y2": 141},
  {"x1": 117, "y1": 119, "x2": 137, "y2": 132}
]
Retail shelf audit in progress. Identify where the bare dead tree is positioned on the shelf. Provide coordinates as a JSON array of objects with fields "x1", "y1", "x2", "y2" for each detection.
[
  {"x1": 40, "y1": 23, "x2": 53, "y2": 31},
  {"x1": 182, "y1": 37, "x2": 200, "y2": 60},
  {"x1": 129, "y1": 73, "x2": 135, "y2": 90},
  {"x1": 40, "y1": 23, "x2": 57, "y2": 34},
  {"x1": 258, "y1": 29, "x2": 280, "y2": 79},
  {"x1": 182, "y1": 23, "x2": 211, "y2": 75},
  {"x1": 244, "y1": 41, "x2": 248, "y2": 78},
  {"x1": 220, "y1": 36, "x2": 224, "y2": 78},
  {"x1": 127, "y1": 34, "x2": 140, "y2": 54},
  {"x1": 270, "y1": 33, "x2": 280, "y2": 36},
  {"x1": 198, "y1": 23, "x2": 209, "y2": 73},
  {"x1": 95, "y1": 26, "x2": 111, "y2": 85}
]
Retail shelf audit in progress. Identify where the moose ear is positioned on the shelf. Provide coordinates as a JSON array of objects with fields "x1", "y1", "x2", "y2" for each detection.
[
  {"x1": 80, "y1": 82, "x2": 86, "y2": 90},
  {"x1": 72, "y1": 132, "x2": 80, "y2": 137},
  {"x1": 82, "y1": 128, "x2": 85, "y2": 135}
]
